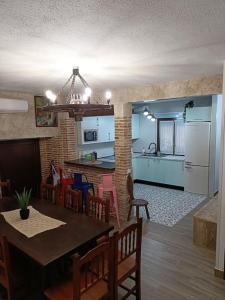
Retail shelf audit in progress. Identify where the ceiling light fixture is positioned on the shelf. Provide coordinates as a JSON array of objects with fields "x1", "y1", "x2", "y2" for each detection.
[
  {"x1": 105, "y1": 91, "x2": 112, "y2": 104},
  {"x1": 41, "y1": 67, "x2": 113, "y2": 120},
  {"x1": 143, "y1": 107, "x2": 149, "y2": 116},
  {"x1": 143, "y1": 106, "x2": 156, "y2": 121}
]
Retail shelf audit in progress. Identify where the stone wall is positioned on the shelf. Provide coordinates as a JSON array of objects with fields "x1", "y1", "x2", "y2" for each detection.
[{"x1": 111, "y1": 74, "x2": 223, "y2": 104}]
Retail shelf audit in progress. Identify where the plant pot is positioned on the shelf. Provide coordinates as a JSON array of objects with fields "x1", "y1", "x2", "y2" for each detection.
[{"x1": 20, "y1": 208, "x2": 30, "y2": 220}]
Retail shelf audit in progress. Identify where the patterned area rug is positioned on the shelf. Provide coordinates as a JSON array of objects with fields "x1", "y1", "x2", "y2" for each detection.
[{"x1": 134, "y1": 183, "x2": 207, "y2": 227}]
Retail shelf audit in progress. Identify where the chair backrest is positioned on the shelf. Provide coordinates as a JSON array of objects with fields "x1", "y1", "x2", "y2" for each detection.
[
  {"x1": 100, "y1": 174, "x2": 114, "y2": 189},
  {"x1": 0, "y1": 180, "x2": 11, "y2": 198},
  {"x1": 0, "y1": 235, "x2": 13, "y2": 299},
  {"x1": 73, "y1": 173, "x2": 83, "y2": 186},
  {"x1": 126, "y1": 173, "x2": 134, "y2": 201},
  {"x1": 86, "y1": 195, "x2": 110, "y2": 223},
  {"x1": 40, "y1": 183, "x2": 59, "y2": 204},
  {"x1": 64, "y1": 189, "x2": 82, "y2": 213},
  {"x1": 72, "y1": 237, "x2": 114, "y2": 300},
  {"x1": 115, "y1": 218, "x2": 142, "y2": 266}
]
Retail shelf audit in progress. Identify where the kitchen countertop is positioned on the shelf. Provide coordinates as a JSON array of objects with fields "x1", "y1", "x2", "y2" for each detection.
[
  {"x1": 135, "y1": 154, "x2": 185, "y2": 161},
  {"x1": 99, "y1": 153, "x2": 184, "y2": 163},
  {"x1": 64, "y1": 159, "x2": 115, "y2": 170}
]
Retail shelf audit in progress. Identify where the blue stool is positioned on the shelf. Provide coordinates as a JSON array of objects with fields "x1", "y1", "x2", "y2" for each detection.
[{"x1": 72, "y1": 173, "x2": 95, "y2": 211}]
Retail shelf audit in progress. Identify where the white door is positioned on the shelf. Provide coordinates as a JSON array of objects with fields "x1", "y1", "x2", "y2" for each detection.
[
  {"x1": 185, "y1": 122, "x2": 210, "y2": 166},
  {"x1": 184, "y1": 165, "x2": 209, "y2": 194}
]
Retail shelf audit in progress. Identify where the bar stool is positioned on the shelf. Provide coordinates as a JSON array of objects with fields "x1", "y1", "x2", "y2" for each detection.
[
  {"x1": 72, "y1": 173, "x2": 94, "y2": 211},
  {"x1": 58, "y1": 167, "x2": 74, "y2": 207},
  {"x1": 97, "y1": 173, "x2": 120, "y2": 227}
]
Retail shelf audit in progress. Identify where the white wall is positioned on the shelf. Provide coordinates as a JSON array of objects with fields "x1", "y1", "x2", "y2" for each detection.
[
  {"x1": 216, "y1": 62, "x2": 225, "y2": 273},
  {"x1": 214, "y1": 95, "x2": 223, "y2": 193}
]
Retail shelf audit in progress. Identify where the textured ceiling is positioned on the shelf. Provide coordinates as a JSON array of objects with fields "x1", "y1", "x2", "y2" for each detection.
[{"x1": 0, "y1": 0, "x2": 225, "y2": 94}]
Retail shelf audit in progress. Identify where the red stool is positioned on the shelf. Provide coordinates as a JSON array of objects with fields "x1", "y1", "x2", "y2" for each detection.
[
  {"x1": 58, "y1": 167, "x2": 74, "y2": 207},
  {"x1": 97, "y1": 173, "x2": 120, "y2": 227}
]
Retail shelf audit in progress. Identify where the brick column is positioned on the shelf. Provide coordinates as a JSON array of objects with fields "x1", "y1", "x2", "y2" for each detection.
[
  {"x1": 39, "y1": 114, "x2": 78, "y2": 181},
  {"x1": 114, "y1": 103, "x2": 132, "y2": 221}
]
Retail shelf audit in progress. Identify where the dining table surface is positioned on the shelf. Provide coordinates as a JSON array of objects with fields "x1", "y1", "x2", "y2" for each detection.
[{"x1": 0, "y1": 197, "x2": 114, "y2": 267}]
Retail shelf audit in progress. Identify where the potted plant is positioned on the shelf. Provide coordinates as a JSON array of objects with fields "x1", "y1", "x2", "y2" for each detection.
[{"x1": 15, "y1": 188, "x2": 32, "y2": 220}]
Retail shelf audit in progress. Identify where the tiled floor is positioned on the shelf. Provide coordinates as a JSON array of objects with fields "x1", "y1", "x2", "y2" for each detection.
[{"x1": 134, "y1": 183, "x2": 206, "y2": 227}]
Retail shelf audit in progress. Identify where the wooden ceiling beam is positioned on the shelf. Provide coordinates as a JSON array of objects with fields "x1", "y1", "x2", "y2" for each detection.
[{"x1": 40, "y1": 103, "x2": 114, "y2": 118}]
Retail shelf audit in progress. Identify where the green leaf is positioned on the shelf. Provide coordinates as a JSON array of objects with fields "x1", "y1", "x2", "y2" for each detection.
[{"x1": 15, "y1": 187, "x2": 32, "y2": 209}]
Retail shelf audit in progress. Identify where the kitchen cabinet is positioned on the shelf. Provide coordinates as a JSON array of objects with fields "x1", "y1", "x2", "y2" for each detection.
[
  {"x1": 80, "y1": 116, "x2": 114, "y2": 144},
  {"x1": 132, "y1": 114, "x2": 140, "y2": 139},
  {"x1": 186, "y1": 107, "x2": 211, "y2": 122},
  {"x1": 80, "y1": 114, "x2": 139, "y2": 144},
  {"x1": 133, "y1": 157, "x2": 184, "y2": 187},
  {"x1": 98, "y1": 116, "x2": 115, "y2": 143},
  {"x1": 132, "y1": 157, "x2": 149, "y2": 181}
]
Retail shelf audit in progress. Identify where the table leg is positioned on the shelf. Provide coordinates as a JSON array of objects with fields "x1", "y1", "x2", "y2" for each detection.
[{"x1": 38, "y1": 266, "x2": 46, "y2": 300}]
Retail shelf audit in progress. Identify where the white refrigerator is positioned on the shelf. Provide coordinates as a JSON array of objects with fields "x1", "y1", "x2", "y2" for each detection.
[{"x1": 184, "y1": 122, "x2": 210, "y2": 195}]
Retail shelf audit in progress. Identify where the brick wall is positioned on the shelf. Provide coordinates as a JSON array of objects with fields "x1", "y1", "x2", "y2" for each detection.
[{"x1": 39, "y1": 116, "x2": 78, "y2": 181}]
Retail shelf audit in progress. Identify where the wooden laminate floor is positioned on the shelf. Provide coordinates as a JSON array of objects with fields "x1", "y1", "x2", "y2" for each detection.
[{"x1": 133, "y1": 199, "x2": 225, "y2": 300}]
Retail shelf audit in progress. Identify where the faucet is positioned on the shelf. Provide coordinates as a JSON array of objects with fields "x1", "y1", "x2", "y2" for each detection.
[{"x1": 148, "y1": 142, "x2": 157, "y2": 154}]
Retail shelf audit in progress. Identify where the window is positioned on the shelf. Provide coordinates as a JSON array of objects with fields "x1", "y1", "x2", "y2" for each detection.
[{"x1": 157, "y1": 118, "x2": 185, "y2": 155}]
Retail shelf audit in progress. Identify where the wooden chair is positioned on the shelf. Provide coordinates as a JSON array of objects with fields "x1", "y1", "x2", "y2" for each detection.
[
  {"x1": 127, "y1": 173, "x2": 150, "y2": 221},
  {"x1": 86, "y1": 195, "x2": 110, "y2": 224},
  {"x1": 0, "y1": 180, "x2": 11, "y2": 198},
  {"x1": 64, "y1": 188, "x2": 82, "y2": 213},
  {"x1": 0, "y1": 235, "x2": 27, "y2": 300},
  {"x1": 114, "y1": 218, "x2": 143, "y2": 300},
  {"x1": 44, "y1": 237, "x2": 115, "y2": 300},
  {"x1": 40, "y1": 183, "x2": 59, "y2": 204}
]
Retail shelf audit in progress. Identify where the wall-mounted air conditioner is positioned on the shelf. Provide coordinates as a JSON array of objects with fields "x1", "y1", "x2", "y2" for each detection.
[{"x1": 0, "y1": 98, "x2": 28, "y2": 113}]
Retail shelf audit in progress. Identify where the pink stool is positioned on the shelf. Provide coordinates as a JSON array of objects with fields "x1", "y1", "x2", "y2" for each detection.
[{"x1": 97, "y1": 173, "x2": 120, "y2": 227}]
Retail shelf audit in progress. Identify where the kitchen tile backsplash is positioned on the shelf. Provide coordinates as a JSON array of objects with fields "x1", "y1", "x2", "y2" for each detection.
[{"x1": 132, "y1": 114, "x2": 157, "y2": 153}]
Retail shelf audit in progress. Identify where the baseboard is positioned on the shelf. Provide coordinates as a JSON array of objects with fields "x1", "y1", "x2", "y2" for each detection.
[
  {"x1": 214, "y1": 268, "x2": 224, "y2": 279},
  {"x1": 134, "y1": 179, "x2": 184, "y2": 191}
]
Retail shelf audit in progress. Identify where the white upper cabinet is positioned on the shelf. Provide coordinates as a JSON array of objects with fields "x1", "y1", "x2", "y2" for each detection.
[
  {"x1": 186, "y1": 107, "x2": 211, "y2": 122},
  {"x1": 98, "y1": 116, "x2": 115, "y2": 143},
  {"x1": 132, "y1": 114, "x2": 140, "y2": 139},
  {"x1": 80, "y1": 114, "x2": 139, "y2": 144}
]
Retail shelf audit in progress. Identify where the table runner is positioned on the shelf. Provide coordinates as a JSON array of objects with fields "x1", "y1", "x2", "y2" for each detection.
[{"x1": 1, "y1": 206, "x2": 66, "y2": 238}]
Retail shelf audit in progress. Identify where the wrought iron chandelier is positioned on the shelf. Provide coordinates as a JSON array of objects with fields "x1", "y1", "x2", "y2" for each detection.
[
  {"x1": 42, "y1": 67, "x2": 113, "y2": 119},
  {"x1": 45, "y1": 67, "x2": 111, "y2": 105}
]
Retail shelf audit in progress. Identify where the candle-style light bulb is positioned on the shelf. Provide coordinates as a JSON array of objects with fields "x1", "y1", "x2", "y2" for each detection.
[{"x1": 85, "y1": 87, "x2": 92, "y2": 97}]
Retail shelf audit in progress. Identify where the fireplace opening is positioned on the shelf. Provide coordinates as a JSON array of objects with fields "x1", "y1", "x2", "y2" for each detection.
[{"x1": 0, "y1": 139, "x2": 41, "y2": 197}]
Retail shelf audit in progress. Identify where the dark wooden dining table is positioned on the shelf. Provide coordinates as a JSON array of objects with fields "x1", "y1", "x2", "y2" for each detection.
[{"x1": 0, "y1": 198, "x2": 114, "y2": 298}]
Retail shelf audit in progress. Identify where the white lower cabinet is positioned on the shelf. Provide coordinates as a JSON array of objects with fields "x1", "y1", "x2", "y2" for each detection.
[{"x1": 132, "y1": 157, "x2": 184, "y2": 187}]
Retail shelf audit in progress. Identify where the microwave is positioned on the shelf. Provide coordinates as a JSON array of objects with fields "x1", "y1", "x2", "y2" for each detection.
[{"x1": 83, "y1": 129, "x2": 98, "y2": 142}]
